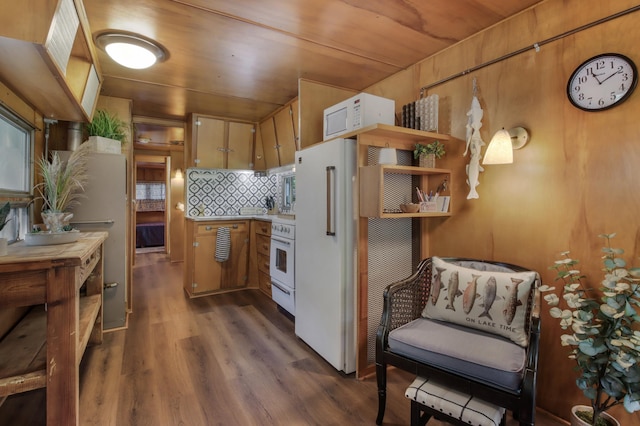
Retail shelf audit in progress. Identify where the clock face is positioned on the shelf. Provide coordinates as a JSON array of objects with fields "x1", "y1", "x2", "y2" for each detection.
[{"x1": 567, "y1": 53, "x2": 638, "y2": 111}]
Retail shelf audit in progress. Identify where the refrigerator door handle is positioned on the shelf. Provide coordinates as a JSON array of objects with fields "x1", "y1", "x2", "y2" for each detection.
[{"x1": 326, "y1": 166, "x2": 336, "y2": 236}]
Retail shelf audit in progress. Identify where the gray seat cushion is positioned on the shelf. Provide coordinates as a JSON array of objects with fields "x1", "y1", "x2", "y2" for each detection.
[{"x1": 388, "y1": 317, "x2": 526, "y2": 391}]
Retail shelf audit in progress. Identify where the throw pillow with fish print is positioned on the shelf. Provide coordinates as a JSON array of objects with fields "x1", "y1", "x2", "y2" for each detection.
[{"x1": 422, "y1": 257, "x2": 538, "y2": 347}]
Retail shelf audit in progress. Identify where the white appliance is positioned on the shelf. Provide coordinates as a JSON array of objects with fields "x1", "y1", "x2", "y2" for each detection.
[
  {"x1": 294, "y1": 138, "x2": 357, "y2": 374},
  {"x1": 270, "y1": 218, "x2": 295, "y2": 316},
  {"x1": 323, "y1": 93, "x2": 395, "y2": 141},
  {"x1": 66, "y1": 151, "x2": 128, "y2": 330}
]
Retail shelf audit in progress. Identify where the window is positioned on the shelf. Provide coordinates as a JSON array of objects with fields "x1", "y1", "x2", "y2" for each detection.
[
  {"x1": 0, "y1": 105, "x2": 34, "y2": 241},
  {"x1": 0, "y1": 105, "x2": 34, "y2": 197},
  {"x1": 136, "y1": 182, "x2": 166, "y2": 200}
]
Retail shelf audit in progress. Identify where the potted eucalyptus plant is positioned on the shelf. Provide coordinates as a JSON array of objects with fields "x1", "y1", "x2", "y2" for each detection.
[
  {"x1": 413, "y1": 141, "x2": 445, "y2": 168},
  {"x1": 85, "y1": 109, "x2": 128, "y2": 153},
  {"x1": 540, "y1": 233, "x2": 640, "y2": 426},
  {"x1": 35, "y1": 144, "x2": 89, "y2": 232}
]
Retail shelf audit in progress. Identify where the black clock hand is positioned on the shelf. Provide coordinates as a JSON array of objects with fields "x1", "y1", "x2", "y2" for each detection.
[
  {"x1": 591, "y1": 72, "x2": 605, "y2": 84},
  {"x1": 599, "y1": 70, "x2": 621, "y2": 85}
]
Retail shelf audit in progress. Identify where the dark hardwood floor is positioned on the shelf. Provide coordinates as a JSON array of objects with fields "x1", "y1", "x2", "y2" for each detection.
[{"x1": 0, "y1": 252, "x2": 568, "y2": 425}]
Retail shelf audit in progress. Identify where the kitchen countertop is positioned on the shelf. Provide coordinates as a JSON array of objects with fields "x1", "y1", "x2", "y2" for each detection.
[
  {"x1": 186, "y1": 214, "x2": 296, "y2": 226},
  {"x1": 186, "y1": 214, "x2": 272, "y2": 222}
]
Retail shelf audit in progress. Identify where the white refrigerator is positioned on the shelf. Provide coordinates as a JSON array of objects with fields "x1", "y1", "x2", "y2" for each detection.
[
  {"x1": 294, "y1": 138, "x2": 357, "y2": 374},
  {"x1": 66, "y1": 152, "x2": 128, "y2": 330}
]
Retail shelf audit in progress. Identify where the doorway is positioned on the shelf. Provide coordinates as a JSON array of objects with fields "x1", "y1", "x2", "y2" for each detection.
[{"x1": 134, "y1": 155, "x2": 169, "y2": 256}]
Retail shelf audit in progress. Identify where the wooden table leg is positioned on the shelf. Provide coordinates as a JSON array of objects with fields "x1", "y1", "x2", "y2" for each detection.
[{"x1": 46, "y1": 265, "x2": 80, "y2": 426}]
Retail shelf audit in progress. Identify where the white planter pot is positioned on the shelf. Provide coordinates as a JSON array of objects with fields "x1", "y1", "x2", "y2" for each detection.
[
  {"x1": 570, "y1": 405, "x2": 620, "y2": 426},
  {"x1": 84, "y1": 136, "x2": 121, "y2": 154}
]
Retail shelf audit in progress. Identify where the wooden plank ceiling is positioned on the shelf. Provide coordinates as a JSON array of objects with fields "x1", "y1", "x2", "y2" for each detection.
[{"x1": 84, "y1": 0, "x2": 541, "y2": 122}]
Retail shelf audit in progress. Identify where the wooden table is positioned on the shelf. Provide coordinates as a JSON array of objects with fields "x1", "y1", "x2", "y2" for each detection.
[{"x1": 0, "y1": 232, "x2": 107, "y2": 425}]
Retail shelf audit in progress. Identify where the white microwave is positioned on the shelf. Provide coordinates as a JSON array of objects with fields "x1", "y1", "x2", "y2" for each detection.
[{"x1": 323, "y1": 93, "x2": 395, "y2": 141}]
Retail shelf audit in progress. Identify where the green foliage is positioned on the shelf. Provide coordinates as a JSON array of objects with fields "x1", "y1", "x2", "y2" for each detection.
[
  {"x1": 414, "y1": 141, "x2": 445, "y2": 159},
  {"x1": 541, "y1": 233, "x2": 640, "y2": 424},
  {"x1": 0, "y1": 202, "x2": 10, "y2": 231},
  {"x1": 35, "y1": 144, "x2": 90, "y2": 213},
  {"x1": 85, "y1": 109, "x2": 128, "y2": 143}
]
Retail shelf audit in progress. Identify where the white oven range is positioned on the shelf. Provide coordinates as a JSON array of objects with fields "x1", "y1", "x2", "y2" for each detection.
[{"x1": 270, "y1": 218, "x2": 295, "y2": 316}]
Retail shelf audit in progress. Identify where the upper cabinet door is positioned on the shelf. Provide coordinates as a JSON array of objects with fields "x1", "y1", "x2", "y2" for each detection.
[
  {"x1": 291, "y1": 98, "x2": 300, "y2": 151},
  {"x1": 194, "y1": 116, "x2": 225, "y2": 168},
  {"x1": 0, "y1": 0, "x2": 102, "y2": 121},
  {"x1": 274, "y1": 105, "x2": 296, "y2": 166},
  {"x1": 259, "y1": 118, "x2": 280, "y2": 169},
  {"x1": 227, "y1": 122, "x2": 254, "y2": 170},
  {"x1": 253, "y1": 125, "x2": 267, "y2": 171}
]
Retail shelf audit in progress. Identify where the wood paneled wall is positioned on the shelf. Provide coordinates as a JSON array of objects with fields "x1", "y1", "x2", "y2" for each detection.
[{"x1": 366, "y1": 0, "x2": 640, "y2": 423}]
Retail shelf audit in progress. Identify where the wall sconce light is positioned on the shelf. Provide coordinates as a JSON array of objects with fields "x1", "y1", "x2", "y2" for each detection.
[
  {"x1": 378, "y1": 143, "x2": 398, "y2": 165},
  {"x1": 482, "y1": 127, "x2": 529, "y2": 165},
  {"x1": 95, "y1": 31, "x2": 167, "y2": 69},
  {"x1": 174, "y1": 168, "x2": 183, "y2": 179}
]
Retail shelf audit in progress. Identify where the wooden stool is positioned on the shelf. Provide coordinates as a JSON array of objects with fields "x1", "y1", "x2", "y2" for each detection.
[{"x1": 405, "y1": 377, "x2": 506, "y2": 426}]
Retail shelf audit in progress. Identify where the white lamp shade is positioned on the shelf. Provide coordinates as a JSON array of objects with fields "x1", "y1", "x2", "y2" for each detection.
[
  {"x1": 105, "y1": 42, "x2": 158, "y2": 69},
  {"x1": 483, "y1": 129, "x2": 513, "y2": 164},
  {"x1": 96, "y1": 33, "x2": 167, "y2": 70},
  {"x1": 378, "y1": 147, "x2": 398, "y2": 165}
]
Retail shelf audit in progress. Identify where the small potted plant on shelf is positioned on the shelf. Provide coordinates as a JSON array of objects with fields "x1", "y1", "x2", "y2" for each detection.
[
  {"x1": 540, "y1": 233, "x2": 640, "y2": 426},
  {"x1": 85, "y1": 109, "x2": 128, "y2": 153},
  {"x1": 414, "y1": 141, "x2": 445, "y2": 168},
  {"x1": 34, "y1": 144, "x2": 89, "y2": 232}
]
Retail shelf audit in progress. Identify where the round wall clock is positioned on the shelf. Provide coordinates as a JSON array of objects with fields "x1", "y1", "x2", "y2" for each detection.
[{"x1": 567, "y1": 53, "x2": 638, "y2": 111}]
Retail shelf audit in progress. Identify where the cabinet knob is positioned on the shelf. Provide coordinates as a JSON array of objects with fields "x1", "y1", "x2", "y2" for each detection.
[
  {"x1": 205, "y1": 226, "x2": 213, "y2": 231},
  {"x1": 262, "y1": 244, "x2": 269, "y2": 251}
]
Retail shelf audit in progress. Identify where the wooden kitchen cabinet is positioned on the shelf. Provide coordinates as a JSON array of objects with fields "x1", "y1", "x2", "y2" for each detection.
[
  {"x1": 259, "y1": 118, "x2": 280, "y2": 169},
  {"x1": 257, "y1": 99, "x2": 298, "y2": 169},
  {"x1": 186, "y1": 114, "x2": 255, "y2": 169},
  {"x1": 0, "y1": 232, "x2": 106, "y2": 425},
  {"x1": 0, "y1": 0, "x2": 101, "y2": 121},
  {"x1": 273, "y1": 104, "x2": 297, "y2": 165},
  {"x1": 184, "y1": 220, "x2": 250, "y2": 297},
  {"x1": 249, "y1": 219, "x2": 272, "y2": 297}
]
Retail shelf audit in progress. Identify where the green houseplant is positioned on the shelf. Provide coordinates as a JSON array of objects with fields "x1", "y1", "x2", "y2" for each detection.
[
  {"x1": 85, "y1": 109, "x2": 128, "y2": 143},
  {"x1": 540, "y1": 233, "x2": 640, "y2": 426},
  {"x1": 35, "y1": 144, "x2": 89, "y2": 231},
  {"x1": 414, "y1": 141, "x2": 445, "y2": 168}
]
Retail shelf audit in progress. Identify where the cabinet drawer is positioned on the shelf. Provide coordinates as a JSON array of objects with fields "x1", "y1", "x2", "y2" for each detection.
[
  {"x1": 256, "y1": 234, "x2": 270, "y2": 256},
  {"x1": 257, "y1": 253, "x2": 270, "y2": 275},
  {"x1": 255, "y1": 220, "x2": 271, "y2": 236},
  {"x1": 196, "y1": 221, "x2": 248, "y2": 235},
  {"x1": 258, "y1": 271, "x2": 272, "y2": 296}
]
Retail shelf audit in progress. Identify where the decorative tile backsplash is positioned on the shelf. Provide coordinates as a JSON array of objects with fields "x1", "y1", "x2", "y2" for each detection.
[{"x1": 185, "y1": 168, "x2": 278, "y2": 217}]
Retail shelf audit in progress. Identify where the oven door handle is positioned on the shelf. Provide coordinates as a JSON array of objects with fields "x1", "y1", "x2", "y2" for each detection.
[
  {"x1": 271, "y1": 281, "x2": 291, "y2": 295},
  {"x1": 271, "y1": 236, "x2": 291, "y2": 246},
  {"x1": 326, "y1": 165, "x2": 336, "y2": 236}
]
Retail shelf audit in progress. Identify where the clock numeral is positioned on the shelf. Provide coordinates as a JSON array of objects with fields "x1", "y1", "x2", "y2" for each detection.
[
  {"x1": 609, "y1": 92, "x2": 616, "y2": 101},
  {"x1": 578, "y1": 75, "x2": 588, "y2": 84},
  {"x1": 595, "y1": 60, "x2": 606, "y2": 70}
]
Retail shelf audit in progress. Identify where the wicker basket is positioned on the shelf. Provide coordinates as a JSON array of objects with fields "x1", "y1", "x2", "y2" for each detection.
[{"x1": 419, "y1": 153, "x2": 436, "y2": 168}]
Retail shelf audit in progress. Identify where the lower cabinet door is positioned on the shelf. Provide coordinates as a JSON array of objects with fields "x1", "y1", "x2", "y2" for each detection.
[{"x1": 193, "y1": 234, "x2": 222, "y2": 293}]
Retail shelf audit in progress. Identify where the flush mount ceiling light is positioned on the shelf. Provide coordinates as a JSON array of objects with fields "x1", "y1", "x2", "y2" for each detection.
[{"x1": 95, "y1": 32, "x2": 167, "y2": 69}]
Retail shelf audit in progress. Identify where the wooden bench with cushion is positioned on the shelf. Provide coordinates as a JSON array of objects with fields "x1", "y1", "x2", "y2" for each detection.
[{"x1": 375, "y1": 257, "x2": 541, "y2": 426}]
